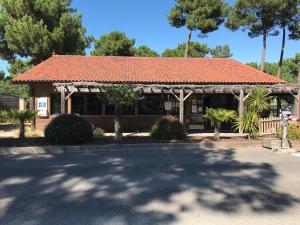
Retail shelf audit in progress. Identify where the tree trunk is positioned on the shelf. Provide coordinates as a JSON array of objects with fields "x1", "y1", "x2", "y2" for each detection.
[
  {"x1": 261, "y1": 31, "x2": 267, "y2": 72},
  {"x1": 277, "y1": 27, "x2": 286, "y2": 78},
  {"x1": 184, "y1": 29, "x2": 192, "y2": 58},
  {"x1": 214, "y1": 124, "x2": 220, "y2": 141},
  {"x1": 114, "y1": 105, "x2": 123, "y2": 143},
  {"x1": 19, "y1": 123, "x2": 25, "y2": 139}
]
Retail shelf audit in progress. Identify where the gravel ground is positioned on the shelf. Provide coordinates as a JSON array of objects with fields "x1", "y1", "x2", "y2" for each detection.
[{"x1": 0, "y1": 144, "x2": 300, "y2": 225}]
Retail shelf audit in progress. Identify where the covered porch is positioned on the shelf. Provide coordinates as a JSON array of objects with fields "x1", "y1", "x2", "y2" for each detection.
[{"x1": 30, "y1": 82, "x2": 300, "y2": 133}]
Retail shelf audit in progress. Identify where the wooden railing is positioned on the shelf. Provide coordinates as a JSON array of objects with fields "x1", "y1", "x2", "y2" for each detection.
[{"x1": 259, "y1": 117, "x2": 281, "y2": 135}]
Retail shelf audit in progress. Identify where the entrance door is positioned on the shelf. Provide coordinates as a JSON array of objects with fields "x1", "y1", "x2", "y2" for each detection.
[{"x1": 188, "y1": 95, "x2": 204, "y2": 130}]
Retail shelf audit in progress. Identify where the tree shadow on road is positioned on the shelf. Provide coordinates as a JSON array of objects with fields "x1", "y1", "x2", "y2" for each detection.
[{"x1": 0, "y1": 145, "x2": 299, "y2": 224}]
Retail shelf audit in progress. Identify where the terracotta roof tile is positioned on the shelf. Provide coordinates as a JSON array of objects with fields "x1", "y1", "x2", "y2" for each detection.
[{"x1": 13, "y1": 55, "x2": 286, "y2": 84}]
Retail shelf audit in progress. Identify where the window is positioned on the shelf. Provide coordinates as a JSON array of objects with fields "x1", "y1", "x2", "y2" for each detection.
[
  {"x1": 105, "y1": 102, "x2": 135, "y2": 115},
  {"x1": 51, "y1": 93, "x2": 61, "y2": 114},
  {"x1": 138, "y1": 94, "x2": 165, "y2": 115},
  {"x1": 72, "y1": 94, "x2": 102, "y2": 115}
]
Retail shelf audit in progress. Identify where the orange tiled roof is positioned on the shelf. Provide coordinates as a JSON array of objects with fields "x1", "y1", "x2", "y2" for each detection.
[{"x1": 13, "y1": 55, "x2": 286, "y2": 84}]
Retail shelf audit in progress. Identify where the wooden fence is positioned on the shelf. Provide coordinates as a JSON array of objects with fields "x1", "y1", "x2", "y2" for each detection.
[{"x1": 259, "y1": 117, "x2": 281, "y2": 135}]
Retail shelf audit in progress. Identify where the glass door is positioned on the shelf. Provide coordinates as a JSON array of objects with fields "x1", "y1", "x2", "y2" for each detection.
[{"x1": 189, "y1": 95, "x2": 204, "y2": 130}]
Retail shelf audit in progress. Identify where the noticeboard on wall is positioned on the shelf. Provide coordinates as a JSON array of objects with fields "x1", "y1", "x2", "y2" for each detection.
[
  {"x1": 37, "y1": 97, "x2": 48, "y2": 117},
  {"x1": 164, "y1": 101, "x2": 172, "y2": 111}
]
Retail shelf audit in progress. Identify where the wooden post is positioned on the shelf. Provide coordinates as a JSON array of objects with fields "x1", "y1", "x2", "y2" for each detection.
[
  {"x1": 293, "y1": 71, "x2": 300, "y2": 118},
  {"x1": 67, "y1": 96, "x2": 72, "y2": 114},
  {"x1": 134, "y1": 101, "x2": 138, "y2": 115},
  {"x1": 60, "y1": 86, "x2": 65, "y2": 114},
  {"x1": 238, "y1": 89, "x2": 244, "y2": 134},
  {"x1": 29, "y1": 86, "x2": 36, "y2": 130},
  {"x1": 276, "y1": 96, "x2": 281, "y2": 117},
  {"x1": 294, "y1": 91, "x2": 300, "y2": 118},
  {"x1": 101, "y1": 101, "x2": 106, "y2": 115},
  {"x1": 179, "y1": 89, "x2": 184, "y2": 124}
]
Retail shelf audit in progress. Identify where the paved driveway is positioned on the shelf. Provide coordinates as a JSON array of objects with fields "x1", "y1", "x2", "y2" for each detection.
[{"x1": 0, "y1": 144, "x2": 300, "y2": 225}]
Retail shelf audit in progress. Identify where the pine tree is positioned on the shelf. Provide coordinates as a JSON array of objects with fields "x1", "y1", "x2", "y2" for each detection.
[
  {"x1": 168, "y1": 0, "x2": 227, "y2": 57},
  {"x1": 162, "y1": 42, "x2": 209, "y2": 58},
  {"x1": 133, "y1": 45, "x2": 159, "y2": 57},
  {"x1": 276, "y1": 0, "x2": 299, "y2": 77},
  {"x1": 0, "y1": 0, "x2": 91, "y2": 65},
  {"x1": 226, "y1": 0, "x2": 279, "y2": 71},
  {"x1": 210, "y1": 45, "x2": 233, "y2": 58},
  {"x1": 91, "y1": 31, "x2": 135, "y2": 56}
]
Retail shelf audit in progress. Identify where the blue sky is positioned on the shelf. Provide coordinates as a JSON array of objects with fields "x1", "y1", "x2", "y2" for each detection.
[{"x1": 0, "y1": 0, "x2": 299, "y2": 74}]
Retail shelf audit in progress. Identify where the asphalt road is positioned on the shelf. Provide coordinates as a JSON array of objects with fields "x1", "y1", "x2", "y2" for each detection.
[{"x1": 0, "y1": 145, "x2": 300, "y2": 225}]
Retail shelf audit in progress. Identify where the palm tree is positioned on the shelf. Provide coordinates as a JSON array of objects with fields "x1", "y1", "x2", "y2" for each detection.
[
  {"x1": 8, "y1": 110, "x2": 36, "y2": 139},
  {"x1": 204, "y1": 108, "x2": 236, "y2": 141},
  {"x1": 235, "y1": 87, "x2": 271, "y2": 138},
  {"x1": 246, "y1": 87, "x2": 272, "y2": 113},
  {"x1": 234, "y1": 111, "x2": 259, "y2": 139},
  {"x1": 104, "y1": 84, "x2": 141, "y2": 143}
]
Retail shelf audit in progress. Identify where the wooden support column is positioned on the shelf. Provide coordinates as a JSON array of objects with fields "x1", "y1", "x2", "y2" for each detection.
[
  {"x1": 179, "y1": 89, "x2": 184, "y2": 124},
  {"x1": 101, "y1": 101, "x2": 106, "y2": 115},
  {"x1": 67, "y1": 96, "x2": 72, "y2": 114},
  {"x1": 134, "y1": 101, "x2": 138, "y2": 115},
  {"x1": 238, "y1": 89, "x2": 244, "y2": 134},
  {"x1": 238, "y1": 89, "x2": 244, "y2": 117},
  {"x1": 29, "y1": 86, "x2": 36, "y2": 130},
  {"x1": 276, "y1": 96, "x2": 281, "y2": 117},
  {"x1": 60, "y1": 86, "x2": 65, "y2": 114},
  {"x1": 294, "y1": 91, "x2": 300, "y2": 118}
]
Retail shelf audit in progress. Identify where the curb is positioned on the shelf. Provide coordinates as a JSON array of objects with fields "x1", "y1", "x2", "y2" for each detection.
[
  {"x1": 0, "y1": 142, "x2": 264, "y2": 155},
  {"x1": 0, "y1": 143, "x2": 206, "y2": 155},
  {"x1": 0, "y1": 142, "x2": 240, "y2": 155}
]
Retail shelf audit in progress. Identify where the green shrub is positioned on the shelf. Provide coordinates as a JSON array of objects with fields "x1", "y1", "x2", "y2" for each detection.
[
  {"x1": 45, "y1": 114, "x2": 93, "y2": 144},
  {"x1": 278, "y1": 124, "x2": 300, "y2": 140},
  {"x1": 150, "y1": 115, "x2": 186, "y2": 140},
  {"x1": 0, "y1": 110, "x2": 17, "y2": 123},
  {"x1": 93, "y1": 126, "x2": 104, "y2": 137}
]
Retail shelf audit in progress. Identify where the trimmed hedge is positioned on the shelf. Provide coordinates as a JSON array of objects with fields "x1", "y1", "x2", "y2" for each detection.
[
  {"x1": 45, "y1": 114, "x2": 93, "y2": 144},
  {"x1": 278, "y1": 124, "x2": 300, "y2": 140},
  {"x1": 150, "y1": 115, "x2": 186, "y2": 140}
]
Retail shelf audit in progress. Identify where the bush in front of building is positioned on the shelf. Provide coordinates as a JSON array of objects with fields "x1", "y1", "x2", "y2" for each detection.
[
  {"x1": 278, "y1": 124, "x2": 300, "y2": 140},
  {"x1": 93, "y1": 126, "x2": 104, "y2": 138},
  {"x1": 150, "y1": 115, "x2": 186, "y2": 140},
  {"x1": 45, "y1": 114, "x2": 93, "y2": 144}
]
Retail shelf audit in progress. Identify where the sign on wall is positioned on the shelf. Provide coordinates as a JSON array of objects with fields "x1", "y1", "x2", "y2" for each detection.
[
  {"x1": 164, "y1": 101, "x2": 172, "y2": 111},
  {"x1": 37, "y1": 97, "x2": 48, "y2": 117}
]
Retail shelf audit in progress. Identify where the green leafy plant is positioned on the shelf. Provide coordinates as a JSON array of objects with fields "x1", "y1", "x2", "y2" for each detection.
[
  {"x1": 7, "y1": 110, "x2": 36, "y2": 139},
  {"x1": 204, "y1": 108, "x2": 236, "y2": 141},
  {"x1": 45, "y1": 114, "x2": 93, "y2": 144},
  {"x1": 150, "y1": 115, "x2": 186, "y2": 140},
  {"x1": 234, "y1": 87, "x2": 272, "y2": 138},
  {"x1": 246, "y1": 87, "x2": 272, "y2": 113},
  {"x1": 0, "y1": 111, "x2": 15, "y2": 123},
  {"x1": 278, "y1": 124, "x2": 300, "y2": 140},
  {"x1": 93, "y1": 126, "x2": 104, "y2": 138},
  {"x1": 234, "y1": 111, "x2": 259, "y2": 139}
]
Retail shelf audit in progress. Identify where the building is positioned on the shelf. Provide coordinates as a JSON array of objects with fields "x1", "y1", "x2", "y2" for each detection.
[
  {"x1": 0, "y1": 94, "x2": 26, "y2": 111},
  {"x1": 13, "y1": 55, "x2": 293, "y2": 132}
]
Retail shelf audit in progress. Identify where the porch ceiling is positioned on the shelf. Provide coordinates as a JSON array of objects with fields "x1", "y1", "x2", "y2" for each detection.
[{"x1": 53, "y1": 82, "x2": 300, "y2": 95}]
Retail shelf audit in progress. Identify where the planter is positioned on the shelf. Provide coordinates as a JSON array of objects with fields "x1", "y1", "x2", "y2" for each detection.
[{"x1": 262, "y1": 137, "x2": 292, "y2": 149}]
